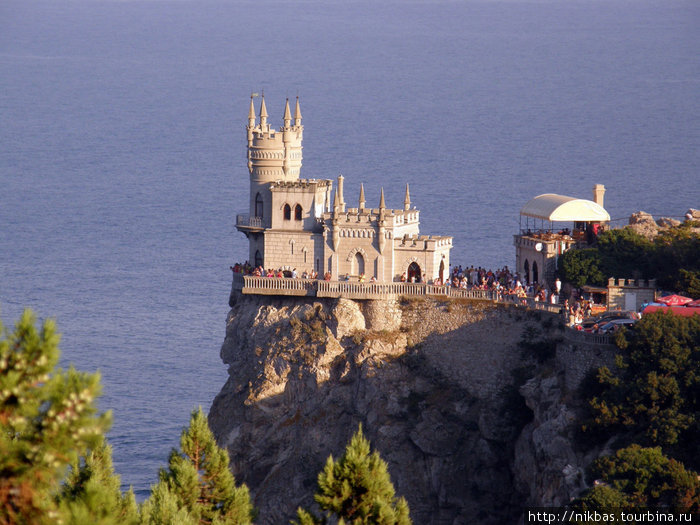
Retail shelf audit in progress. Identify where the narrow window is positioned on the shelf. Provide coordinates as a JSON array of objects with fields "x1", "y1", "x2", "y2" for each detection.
[
  {"x1": 283, "y1": 204, "x2": 291, "y2": 220},
  {"x1": 255, "y1": 193, "x2": 263, "y2": 218},
  {"x1": 294, "y1": 204, "x2": 302, "y2": 221}
]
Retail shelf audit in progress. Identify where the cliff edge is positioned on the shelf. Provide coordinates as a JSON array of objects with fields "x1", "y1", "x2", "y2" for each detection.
[{"x1": 209, "y1": 294, "x2": 610, "y2": 524}]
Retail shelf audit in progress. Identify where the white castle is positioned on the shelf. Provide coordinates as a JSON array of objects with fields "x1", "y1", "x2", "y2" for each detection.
[{"x1": 235, "y1": 95, "x2": 453, "y2": 283}]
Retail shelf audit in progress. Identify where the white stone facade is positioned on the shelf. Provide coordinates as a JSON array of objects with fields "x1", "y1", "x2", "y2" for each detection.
[{"x1": 235, "y1": 96, "x2": 452, "y2": 282}]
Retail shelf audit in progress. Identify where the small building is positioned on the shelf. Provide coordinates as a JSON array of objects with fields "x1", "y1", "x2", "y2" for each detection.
[
  {"x1": 235, "y1": 95, "x2": 452, "y2": 282},
  {"x1": 514, "y1": 185, "x2": 610, "y2": 287},
  {"x1": 607, "y1": 278, "x2": 656, "y2": 312}
]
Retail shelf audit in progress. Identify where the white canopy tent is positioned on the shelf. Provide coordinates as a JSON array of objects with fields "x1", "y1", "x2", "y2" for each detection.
[{"x1": 520, "y1": 194, "x2": 610, "y2": 222}]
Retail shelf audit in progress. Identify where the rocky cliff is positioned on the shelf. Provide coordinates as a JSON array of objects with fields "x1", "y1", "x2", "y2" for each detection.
[{"x1": 209, "y1": 293, "x2": 615, "y2": 524}]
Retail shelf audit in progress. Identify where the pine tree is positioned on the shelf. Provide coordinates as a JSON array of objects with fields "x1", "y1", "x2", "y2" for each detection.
[
  {"x1": 576, "y1": 445, "x2": 700, "y2": 512},
  {"x1": 144, "y1": 407, "x2": 254, "y2": 525},
  {"x1": 58, "y1": 437, "x2": 140, "y2": 524},
  {"x1": 0, "y1": 309, "x2": 111, "y2": 524},
  {"x1": 295, "y1": 425, "x2": 411, "y2": 525},
  {"x1": 140, "y1": 483, "x2": 197, "y2": 525}
]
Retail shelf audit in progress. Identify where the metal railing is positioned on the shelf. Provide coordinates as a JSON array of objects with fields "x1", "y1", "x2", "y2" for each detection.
[
  {"x1": 235, "y1": 214, "x2": 263, "y2": 228},
  {"x1": 564, "y1": 329, "x2": 613, "y2": 346}
]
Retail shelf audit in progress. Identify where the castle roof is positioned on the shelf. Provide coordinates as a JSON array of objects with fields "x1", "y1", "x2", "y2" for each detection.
[{"x1": 520, "y1": 194, "x2": 610, "y2": 222}]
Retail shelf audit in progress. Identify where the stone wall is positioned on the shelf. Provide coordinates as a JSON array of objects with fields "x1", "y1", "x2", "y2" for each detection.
[{"x1": 556, "y1": 337, "x2": 617, "y2": 392}]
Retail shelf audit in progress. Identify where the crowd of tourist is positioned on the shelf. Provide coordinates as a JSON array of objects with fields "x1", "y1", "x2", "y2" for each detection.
[{"x1": 230, "y1": 261, "x2": 598, "y2": 326}]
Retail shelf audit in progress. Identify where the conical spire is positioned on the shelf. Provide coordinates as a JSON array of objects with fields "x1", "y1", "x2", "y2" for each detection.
[
  {"x1": 248, "y1": 95, "x2": 256, "y2": 127},
  {"x1": 259, "y1": 95, "x2": 268, "y2": 128},
  {"x1": 404, "y1": 183, "x2": 411, "y2": 211},
  {"x1": 333, "y1": 188, "x2": 339, "y2": 213},
  {"x1": 359, "y1": 183, "x2": 366, "y2": 210},
  {"x1": 379, "y1": 187, "x2": 386, "y2": 209},
  {"x1": 294, "y1": 96, "x2": 302, "y2": 126},
  {"x1": 283, "y1": 98, "x2": 292, "y2": 128}
]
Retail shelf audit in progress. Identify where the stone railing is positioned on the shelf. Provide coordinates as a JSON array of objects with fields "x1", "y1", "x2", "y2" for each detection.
[
  {"x1": 232, "y1": 274, "x2": 565, "y2": 312},
  {"x1": 233, "y1": 274, "x2": 316, "y2": 296}
]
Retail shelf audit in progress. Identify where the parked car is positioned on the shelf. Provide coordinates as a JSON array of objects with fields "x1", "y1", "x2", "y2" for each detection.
[
  {"x1": 581, "y1": 311, "x2": 638, "y2": 333},
  {"x1": 596, "y1": 318, "x2": 637, "y2": 334}
]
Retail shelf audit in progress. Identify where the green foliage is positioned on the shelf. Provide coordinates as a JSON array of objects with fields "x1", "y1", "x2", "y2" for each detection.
[
  {"x1": 557, "y1": 224, "x2": 700, "y2": 295},
  {"x1": 596, "y1": 229, "x2": 654, "y2": 280},
  {"x1": 558, "y1": 248, "x2": 606, "y2": 288},
  {"x1": 144, "y1": 407, "x2": 254, "y2": 525},
  {"x1": 140, "y1": 483, "x2": 197, "y2": 525},
  {"x1": 585, "y1": 312, "x2": 700, "y2": 468},
  {"x1": 578, "y1": 445, "x2": 699, "y2": 511},
  {"x1": 654, "y1": 224, "x2": 700, "y2": 294},
  {"x1": 58, "y1": 438, "x2": 140, "y2": 524},
  {"x1": 0, "y1": 309, "x2": 111, "y2": 524},
  {"x1": 295, "y1": 425, "x2": 411, "y2": 525}
]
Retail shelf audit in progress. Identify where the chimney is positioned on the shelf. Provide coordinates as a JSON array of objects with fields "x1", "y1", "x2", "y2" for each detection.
[{"x1": 593, "y1": 184, "x2": 605, "y2": 208}]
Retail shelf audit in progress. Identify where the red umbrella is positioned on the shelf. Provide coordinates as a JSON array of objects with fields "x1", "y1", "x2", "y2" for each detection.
[
  {"x1": 657, "y1": 294, "x2": 694, "y2": 306},
  {"x1": 686, "y1": 298, "x2": 700, "y2": 307}
]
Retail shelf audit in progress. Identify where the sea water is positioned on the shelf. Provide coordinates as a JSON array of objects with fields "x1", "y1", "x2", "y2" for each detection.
[{"x1": 1, "y1": 0, "x2": 698, "y2": 497}]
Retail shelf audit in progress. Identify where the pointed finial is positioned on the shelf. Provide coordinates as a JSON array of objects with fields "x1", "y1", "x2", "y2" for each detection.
[
  {"x1": 332, "y1": 188, "x2": 339, "y2": 213},
  {"x1": 248, "y1": 94, "x2": 256, "y2": 127},
  {"x1": 337, "y1": 175, "x2": 345, "y2": 212},
  {"x1": 404, "y1": 183, "x2": 411, "y2": 211},
  {"x1": 359, "y1": 183, "x2": 366, "y2": 211},
  {"x1": 294, "y1": 96, "x2": 302, "y2": 126},
  {"x1": 259, "y1": 94, "x2": 268, "y2": 128},
  {"x1": 283, "y1": 98, "x2": 292, "y2": 128},
  {"x1": 379, "y1": 187, "x2": 386, "y2": 209}
]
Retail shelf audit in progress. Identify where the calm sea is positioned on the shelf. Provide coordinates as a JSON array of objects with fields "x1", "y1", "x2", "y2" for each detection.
[{"x1": 1, "y1": 0, "x2": 698, "y2": 498}]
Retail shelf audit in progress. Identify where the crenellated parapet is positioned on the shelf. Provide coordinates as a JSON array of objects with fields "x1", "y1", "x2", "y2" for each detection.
[{"x1": 247, "y1": 95, "x2": 303, "y2": 182}]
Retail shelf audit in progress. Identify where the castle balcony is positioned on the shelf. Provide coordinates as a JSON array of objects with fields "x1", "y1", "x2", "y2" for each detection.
[
  {"x1": 236, "y1": 214, "x2": 264, "y2": 232},
  {"x1": 231, "y1": 273, "x2": 563, "y2": 314}
]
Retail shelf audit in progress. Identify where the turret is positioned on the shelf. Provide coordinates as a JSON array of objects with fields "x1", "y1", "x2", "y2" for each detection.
[
  {"x1": 246, "y1": 95, "x2": 303, "y2": 183},
  {"x1": 283, "y1": 98, "x2": 292, "y2": 129},
  {"x1": 294, "y1": 96, "x2": 302, "y2": 127},
  {"x1": 259, "y1": 95, "x2": 268, "y2": 129},
  {"x1": 378, "y1": 188, "x2": 386, "y2": 253},
  {"x1": 247, "y1": 95, "x2": 256, "y2": 129}
]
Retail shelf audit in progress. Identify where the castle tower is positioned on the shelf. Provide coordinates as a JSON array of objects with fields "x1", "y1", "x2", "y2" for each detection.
[{"x1": 246, "y1": 94, "x2": 304, "y2": 227}]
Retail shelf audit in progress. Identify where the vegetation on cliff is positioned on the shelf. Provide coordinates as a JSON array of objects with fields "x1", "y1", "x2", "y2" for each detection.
[
  {"x1": 576, "y1": 312, "x2": 700, "y2": 512},
  {"x1": 296, "y1": 425, "x2": 411, "y2": 525},
  {"x1": 558, "y1": 223, "x2": 700, "y2": 295}
]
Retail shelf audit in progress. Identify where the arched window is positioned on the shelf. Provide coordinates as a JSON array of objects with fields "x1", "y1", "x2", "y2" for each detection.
[
  {"x1": 439, "y1": 260, "x2": 445, "y2": 282},
  {"x1": 532, "y1": 261, "x2": 539, "y2": 284},
  {"x1": 294, "y1": 204, "x2": 302, "y2": 221},
  {"x1": 407, "y1": 262, "x2": 421, "y2": 283},
  {"x1": 255, "y1": 193, "x2": 263, "y2": 218},
  {"x1": 283, "y1": 204, "x2": 291, "y2": 220},
  {"x1": 354, "y1": 252, "x2": 365, "y2": 276},
  {"x1": 524, "y1": 260, "x2": 530, "y2": 284},
  {"x1": 254, "y1": 250, "x2": 262, "y2": 268}
]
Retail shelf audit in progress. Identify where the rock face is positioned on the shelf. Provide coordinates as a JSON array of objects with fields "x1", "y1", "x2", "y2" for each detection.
[
  {"x1": 208, "y1": 294, "x2": 611, "y2": 524},
  {"x1": 628, "y1": 211, "x2": 659, "y2": 239}
]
